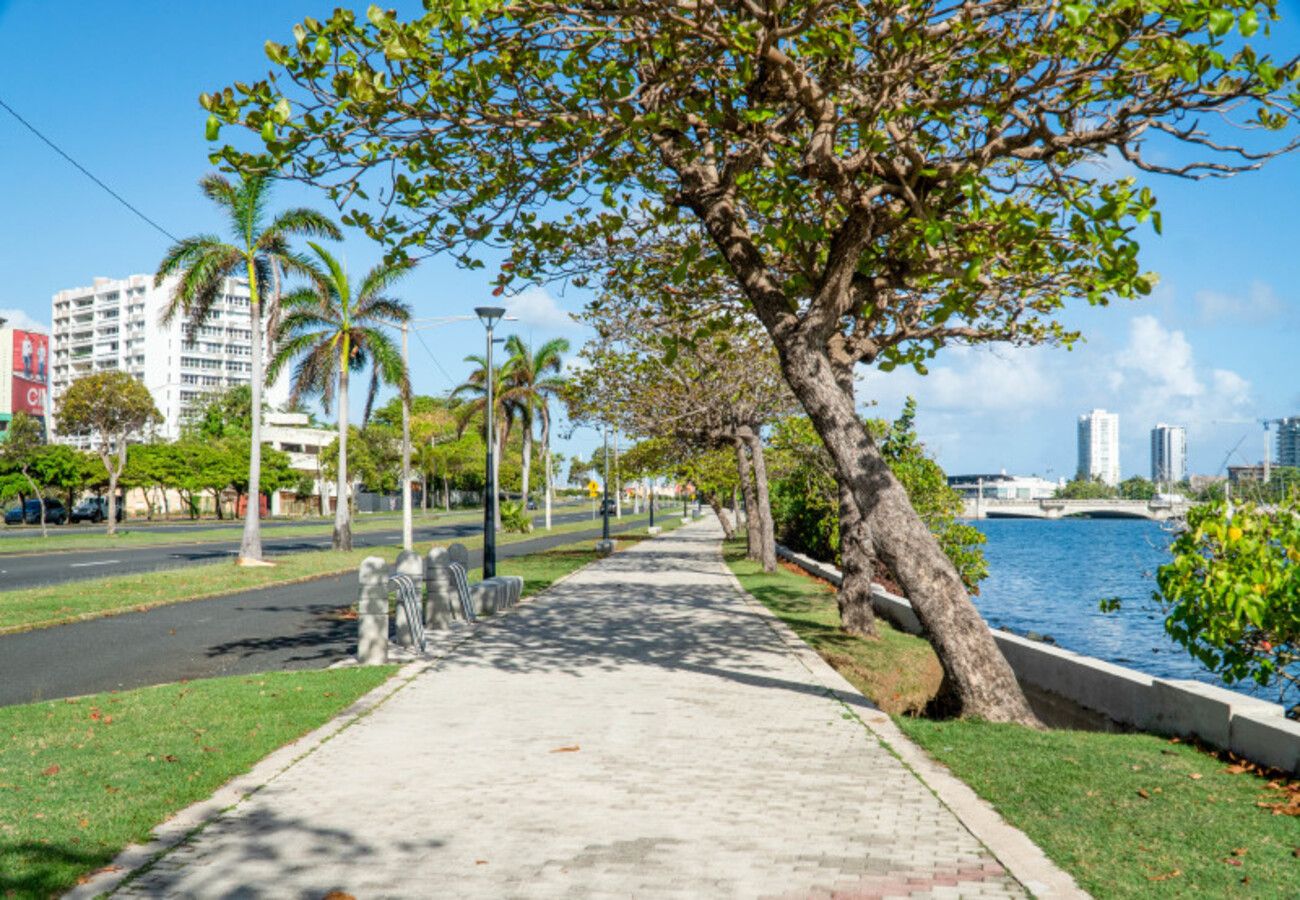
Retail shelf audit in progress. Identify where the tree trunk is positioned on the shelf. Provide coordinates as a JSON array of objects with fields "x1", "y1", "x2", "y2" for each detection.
[
  {"x1": 613, "y1": 429, "x2": 622, "y2": 518},
  {"x1": 23, "y1": 471, "x2": 46, "y2": 538},
  {"x1": 734, "y1": 438, "x2": 760, "y2": 558},
  {"x1": 334, "y1": 342, "x2": 353, "y2": 551},
  {"x1": 774, "y1": 335, "x2": 1037, "y2": 724},
  {"x1": 742, "y1": 431, "x2": 777, "y2": 573},
  {"x1": 520, "y1": 421, "x2": 532, "y2": 509},
  {"x1": 104, "y1": 442, "x2": 124, "y2": 537},
  {"x1": 541, "y1": 413, "x2": 553, "y2": 530},
  {"x1": 707, "y1": 494, "x2": 734, "y2": 539},
  {"x1": 443, "y1": 474, "x2": 450, "y2": 511},
  {"x1": 837, "y1": 480, "x2": 878, "y2": 638},
  {"x1": 239, "y1": 261, "x2": 266, "y2": 562}
]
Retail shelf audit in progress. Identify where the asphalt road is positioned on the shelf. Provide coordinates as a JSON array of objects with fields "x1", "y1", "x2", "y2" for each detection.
[
  {"x1": 0, "y1": 508, "x2": 607, "y2": 592},
  {"x1": 0, "y1": 515, "x2": 659, "y2": 707}
]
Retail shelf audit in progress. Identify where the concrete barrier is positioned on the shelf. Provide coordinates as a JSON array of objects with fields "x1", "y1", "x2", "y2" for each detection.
[
  {"x1": 357, "y1": 556, "x2": 389, "y2": 665},
  {"x1": 775, "y1": 543, "x2": 1298, "y2": 773}
]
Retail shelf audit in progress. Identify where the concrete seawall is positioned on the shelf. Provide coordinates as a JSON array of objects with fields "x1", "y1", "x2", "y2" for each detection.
[{"x1": 776, "y1": 545, "x2": 1300, "y2": 774}]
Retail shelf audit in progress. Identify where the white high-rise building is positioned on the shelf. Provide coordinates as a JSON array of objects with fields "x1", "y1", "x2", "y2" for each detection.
[
  {"x1": 1077, "y1": 408, "x2": 1120, "y2": 487},
  {"x1": 50, "y1": 274, "x2": 287, "y2": 445},
  {"x1": 1150, "y1": 423, "x2": 1187, "y2": 485}
]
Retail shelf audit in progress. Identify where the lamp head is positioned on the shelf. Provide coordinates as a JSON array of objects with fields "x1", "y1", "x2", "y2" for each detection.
[{"x1": 474, "y1": 306, "x2": 507, "y2": 329}]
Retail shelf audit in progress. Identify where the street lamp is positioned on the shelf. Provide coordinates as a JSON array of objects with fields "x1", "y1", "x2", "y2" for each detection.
[
  {"x1": 602, "y1": 424, "x2": 611, "y2": 542},
  {"x1": 475, "y1": 306, "x2": 506, "y2": 579}
]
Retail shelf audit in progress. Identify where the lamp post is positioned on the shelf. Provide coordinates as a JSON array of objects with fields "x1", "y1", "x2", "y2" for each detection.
[
  {"x1": 475, "y1": 306, "x2": 506, "y2": 579},
  {"x1": 648, "y1": 476, "x2": 655, "y2": 528},
  {"x1": 400, "y1": 321, "x2": 412, "y2": 551}
]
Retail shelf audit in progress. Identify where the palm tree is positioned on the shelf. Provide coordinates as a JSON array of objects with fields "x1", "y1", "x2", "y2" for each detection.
[
  {"x1": 268, "y1": 242, "x2": 411, "y2": 551},
  {"x1": 155, "y1": 173, "x2": 340, "y2": 564},
  {"x1": 503, "y1": 336, "x2": 570, "y2": 530},
  {"x1": 452, "y1": 355, "x2": 524, "y2": 530}
]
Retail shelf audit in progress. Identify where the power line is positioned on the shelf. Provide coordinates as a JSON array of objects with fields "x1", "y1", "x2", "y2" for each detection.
[
  {"x1": 413, "y1": 327, "x2": 458, "y2": 388},
  {"x1": 0, "y1": 94, "x2": 179, "y2": 242}
]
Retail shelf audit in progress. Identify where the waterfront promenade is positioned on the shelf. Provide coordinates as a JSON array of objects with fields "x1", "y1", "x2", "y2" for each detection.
[{"x1": 82, "y1": 519, "x2": 1077, "y2": 898}]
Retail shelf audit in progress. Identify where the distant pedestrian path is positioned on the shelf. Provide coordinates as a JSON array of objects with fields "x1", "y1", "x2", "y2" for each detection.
[{"x1": 110, "y1": 520, "x2": 1030, "y2": 898}]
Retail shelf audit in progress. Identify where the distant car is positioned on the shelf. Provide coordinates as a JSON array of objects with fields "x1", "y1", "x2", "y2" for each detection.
[
  {"x1": 70, "y1": 497, "x2": 124, "y2": 524},
  {"x1": 526, "y1": 499, "x2": 539, "y2": 510},
  {"x1": 598, "y1": 498, "x2": 617, "y2": 515},
  {"x1": 5, "y1": 498, "x2": 67, "y2": 525}
]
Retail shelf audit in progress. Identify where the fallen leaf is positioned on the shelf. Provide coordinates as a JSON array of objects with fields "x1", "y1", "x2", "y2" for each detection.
[
  {"x1": 89, "y1": 709, "x2": 102, "y2": 721},
  {"x1": 1188, "y1": 773, "x2": 1203, "y2": 780},
  {"x1": 41, "y1": 764, "x2": 60, "y2": 777},
  {"x1": 1224, "y1": 858, "x2": 1243, "y2": 867},
  {"x1": 475, "y1": 860, "x2": 488, "y2": 865},
  {"x1": 1147, "y1": 869, "x2": 1181, "y2": 882},
  {"x1": 163, "y1": 755, "x2": 179, "y2": 763},
  {"x1": 322, "y1": 893, "x2": 355, "y2": 900},
  {"x1": 549, "y1": 745, "x2": 580, "y2": 753},
  {"x1": 1232, "y1": 847, "x2": 1247, "y2": 857},
  {"x1": 78, "y1": 818, "x2": 89, "y2": 828},
  {"x1": 1136, "y1": 789, "x2": 1151, "y2": 800},
  {"x1": 104, "y1": 785, "x2": 120, "y2": 794},
  {"x1": 75, "y1": 865, "x2": 122, "y2": 885}
]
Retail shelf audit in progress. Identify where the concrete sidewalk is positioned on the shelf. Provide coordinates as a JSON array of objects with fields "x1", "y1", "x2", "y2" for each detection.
[{"x1": 96, "y1": 519, "x2": 1070, "y2": 898}]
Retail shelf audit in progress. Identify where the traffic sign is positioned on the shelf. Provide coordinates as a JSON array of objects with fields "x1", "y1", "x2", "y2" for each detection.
[{"x1": 587, "y1": 479, "x2": 601, "y2": 498}]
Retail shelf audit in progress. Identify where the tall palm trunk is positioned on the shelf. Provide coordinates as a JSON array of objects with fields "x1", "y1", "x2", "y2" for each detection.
[
  {"x1": 334, "y1": 338, "x2": 353, "y2": 551},
  {"x1": 541, "y1": 410, "x2": 553, "y2": 530},
  {"x1": 521, "y1": 422, "x2": 532, "y2": 509},
  {"x1": 239, "y1": 258, "x2": 265, "y2": 562}
]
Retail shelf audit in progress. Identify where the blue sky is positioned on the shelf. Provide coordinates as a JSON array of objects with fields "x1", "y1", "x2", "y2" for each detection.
[{"x1": 1, "y1": 1, "x2": 1297, "y2": 478}]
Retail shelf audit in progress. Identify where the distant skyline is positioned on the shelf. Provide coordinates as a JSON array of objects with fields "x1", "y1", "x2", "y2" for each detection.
[{"x1": 2, "y1": 1, "x2": 1298, "y2": 474}]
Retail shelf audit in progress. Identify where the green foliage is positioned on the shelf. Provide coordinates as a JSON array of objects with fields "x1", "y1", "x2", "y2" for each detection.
[
  {"x1": 190, "y1": 385, "x2": 256, "y2": 439},
  {"x1": 56, "y1": 372, "x2": 161, "y2": 452},
  {"x1": 1119, "y1": 476, "x2": 1157, "y2": 500},
  {"x1": 770, "y1": 400, "x2": 987, "y2": 591},
  {"x1": 499, "y1": 499, "x2": 533, "y2": 533},
  {"x1": 1056, "y1": 477, "x2": 1118, "y2": 499},
  {"x1": 1156, "y1": 499, "x2": 1300, "y2": 712}
]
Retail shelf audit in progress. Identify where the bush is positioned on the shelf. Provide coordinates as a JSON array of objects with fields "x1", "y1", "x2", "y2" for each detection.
[
  {"x1": 1156, "y1": 498, "x2": 1300, "y2": 714},
  {"x1": 499, "y1": 499, "x2": 533, "y2": 533}
]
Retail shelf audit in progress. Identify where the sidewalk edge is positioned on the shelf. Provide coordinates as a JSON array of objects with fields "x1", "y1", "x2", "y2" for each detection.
[{"x1": 717, "y1": 542, "x2": 1088, "y2": 900}]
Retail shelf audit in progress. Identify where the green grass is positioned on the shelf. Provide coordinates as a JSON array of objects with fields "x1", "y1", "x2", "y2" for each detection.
[
  {"x1": 0, "y1": 507, "x2": 486, "y2": 557},
  {"x1": 723, "y1": 541, "x2": 941, "y2": 714},
  {"x1": 0, "y1": 509, "x2": 662, "y2": 634},
  {"x1": 723, "y1": 538, "x2": 1300, "y2": 898},
  {"x1": 0, "y1": 667, "x2": 397, "y2": 898}
]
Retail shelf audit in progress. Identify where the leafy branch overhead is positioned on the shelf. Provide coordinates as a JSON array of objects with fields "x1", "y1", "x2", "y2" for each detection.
[{"x1": 205, "y1": 1, "x2": 1298, "y2": 373}]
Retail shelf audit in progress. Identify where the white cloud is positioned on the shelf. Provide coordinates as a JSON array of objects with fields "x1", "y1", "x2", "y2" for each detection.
[
  {"x1": 856, "y1": 345, "x2": 1060, "y2": 417},
  {"x1": 501, "y1": 287, "x2": 579, "y2": 332},
  {"x1": 1107, "y1": 315, "x2": 1251, "y2": 434},
  {"x1": 0, "y1": 308, "x2": 49, "y2": 333},
  {"x1": 1195, "y1": 282, "x2": 1290, "y2": 326}
]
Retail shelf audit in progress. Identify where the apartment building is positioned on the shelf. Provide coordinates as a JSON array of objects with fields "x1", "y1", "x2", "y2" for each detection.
[
  {"x1": 1150, "y1": 423, "x2": 1187, "y2": 485},
  {"x1": 50, "y1": 274, "x2": 287, "y2": 444},
  {"x1": 1077, "y1": 408, "x2": 1121, "y2": 487}
]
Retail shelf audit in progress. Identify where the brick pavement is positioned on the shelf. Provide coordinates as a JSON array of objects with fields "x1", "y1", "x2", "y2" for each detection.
[{"x1": 110, "y1": 520, "x2": 1031, "y2": 898}]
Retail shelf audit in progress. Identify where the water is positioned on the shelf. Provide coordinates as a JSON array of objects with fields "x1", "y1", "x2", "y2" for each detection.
[{"x1": 970, "y1": 518, "x2": 1284, "y2": 706}]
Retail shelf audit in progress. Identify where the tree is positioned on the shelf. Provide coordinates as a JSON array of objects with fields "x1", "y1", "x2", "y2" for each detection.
[
  {"x1": 191, "y1": 384, "x2": 256, "y2": 440},
  {"x1": 157, "y1": 173, "x2": 340, "y2": 561},
  {"x1": 56, "y1": 372, "x2": 160, "y2": 535},
  {"x1": 269, "y1": 242, "x2": 411, "y2": 550},
  {"x1": 2, "y1": 413, "x2": 51, "y2": 536},
  {"x1": 504, "y1": 336, "x2": 569, "y2": 529},
  {"x1": 452, "y1": 355, "x2": 523, "y2": 529},
  {"x1": 1157, "y1": 499, "x2": 1300, "y2": 716},
  {"x1": 1120, "y1": 476, "x2": 1158, "y2": 501},
  {"x1": 34, "y1": 444, "x2": 90, "y2": 512},
  {"x1": 1057, "y1": 478, "x2": 1118, "y2": 500},
  {"x1": 210, "y1": 0, "x2": 1300, "y2": 722}
]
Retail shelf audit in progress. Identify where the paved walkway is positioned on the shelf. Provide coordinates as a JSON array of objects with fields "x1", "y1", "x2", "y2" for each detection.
[{"x1": 108, "y1": 520, "x2": 1032, "y2": 898}]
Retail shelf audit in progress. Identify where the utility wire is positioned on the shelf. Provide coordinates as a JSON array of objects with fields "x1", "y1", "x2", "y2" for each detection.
[
  {"x1": 0, "y1": 94, "x2": 179, "y2": 242},
  {"x1": 413, "y1": 327, "x2": 458, "y2": 388}
]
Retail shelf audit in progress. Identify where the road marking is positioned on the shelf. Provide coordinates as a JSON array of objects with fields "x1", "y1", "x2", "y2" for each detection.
[{"x1": 69, "y1": 560, "x2": 121, "y2": 568}]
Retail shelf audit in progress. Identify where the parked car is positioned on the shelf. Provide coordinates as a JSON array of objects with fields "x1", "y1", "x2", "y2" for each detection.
[
  {"x1": 526, "y1": 499, "x2": 539, "y2": 510},
  {"x1": 70, "y1": 497, "x2": 124, "y2": 524},
  {"x1": 598, "y1": 498, "x2": 617, "y2": 515},
  {"x1": 4, "y1": 498, "x2": 67, "y2": 525}
]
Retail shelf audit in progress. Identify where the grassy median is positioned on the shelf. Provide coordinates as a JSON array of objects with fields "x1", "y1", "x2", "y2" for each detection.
[
  {"x1": 0, "y1": 666, "x2": 397, "y2": 898},
  {"x1": 724, "y1": 540, "x2": 1300, "y2": 899},
  {"x1": 0, "y1": 509, "x2": 669, "y2": 634}
]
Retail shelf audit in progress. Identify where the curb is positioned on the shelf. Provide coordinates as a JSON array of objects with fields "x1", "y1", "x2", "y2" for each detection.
[
  {"x1": 715, "y1": 530, "x2": 1088, "y2": 899},
  {"x1": 67, "y1": 520, "x2": 684, "y2": 898}
]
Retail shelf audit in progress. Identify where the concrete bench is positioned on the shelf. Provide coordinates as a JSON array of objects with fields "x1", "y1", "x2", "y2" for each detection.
[{"x1": 426, "y1": 542, "x2": 524, "y2": 624}]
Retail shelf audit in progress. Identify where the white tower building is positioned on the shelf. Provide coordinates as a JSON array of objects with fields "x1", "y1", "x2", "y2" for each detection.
[
  {"x1": 1077, "y1": 408, "x2": 1120, "y2": 487},
  {"x1": 50, "y1": 274, "x2": 288, "y2": 446},
  {"x1": 1150, "y1": 423, "x2": 1187, "y2": 486}
]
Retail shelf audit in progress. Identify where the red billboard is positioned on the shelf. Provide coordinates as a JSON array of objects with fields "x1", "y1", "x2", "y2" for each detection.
[{"x1": 13, "y1": 330, "x2": 48, "y2": 417}]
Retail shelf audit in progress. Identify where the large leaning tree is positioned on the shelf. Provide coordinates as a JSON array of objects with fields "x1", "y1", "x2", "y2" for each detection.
[{"x1": 206, "y1": 1, "x2": 1300, "y2": 723}]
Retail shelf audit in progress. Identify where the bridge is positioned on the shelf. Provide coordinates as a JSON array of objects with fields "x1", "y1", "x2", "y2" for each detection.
[{"x1": 963, "y1": 497, "x2": 1190, "y2": 521}]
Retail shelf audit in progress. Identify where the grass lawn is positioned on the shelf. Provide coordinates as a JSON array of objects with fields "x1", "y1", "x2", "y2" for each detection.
[
  {"x1": 0, "y1": 510, "x2": 659, "y2": 634},
  {"x1": 723, "y1": 539, "x2": 1300, "y2": 898},
  {"x1": 0, "y1": 666, "x2": 397, "y2": 898},
  {"x1": 0, "y1": 507, "x2": 487, "y2": 557}
]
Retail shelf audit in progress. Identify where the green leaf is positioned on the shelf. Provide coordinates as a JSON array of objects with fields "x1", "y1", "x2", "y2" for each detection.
[
  {"x1": 1062, "y1": 3, "x2": 1090, "y2": 28},
  {"x1": 1239, "y1": 9, "x2": 1259, "y2": 37},
  {"x1": 205, "y1": 114, "x2": 221, "y2": 142},
  {"x1": 1208, "y1": 9, "x2": 1234, "y2": 37}
]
